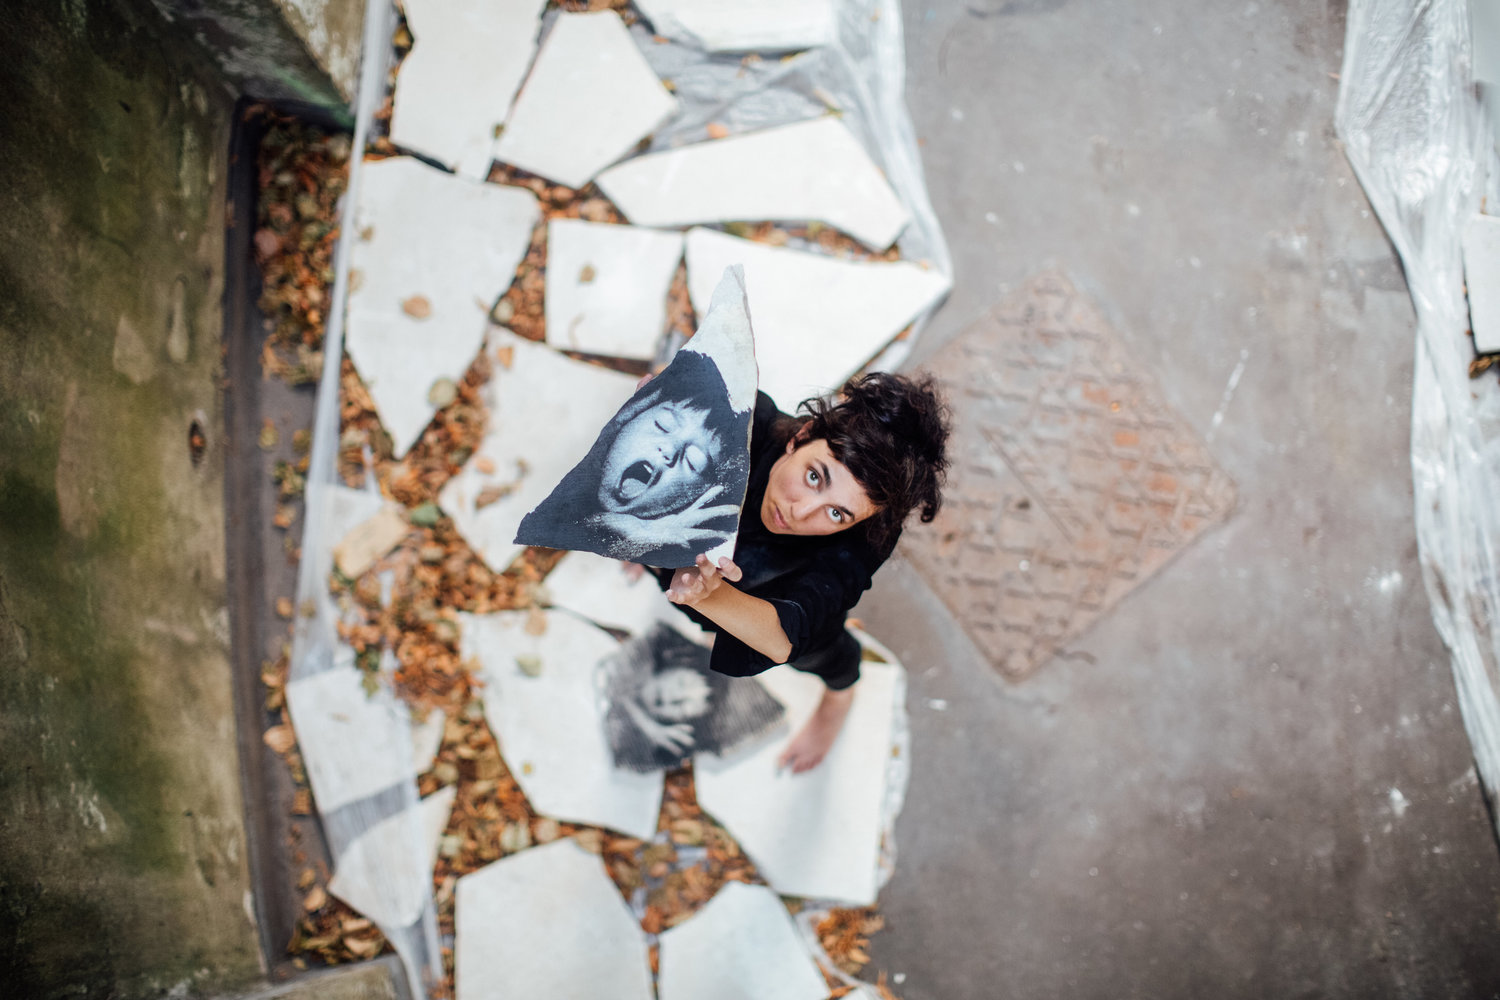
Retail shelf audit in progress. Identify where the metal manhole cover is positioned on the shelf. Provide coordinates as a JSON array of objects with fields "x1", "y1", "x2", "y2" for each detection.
[{"x1": 901, "y1": 270, "x2": 1236, "y2": 680}]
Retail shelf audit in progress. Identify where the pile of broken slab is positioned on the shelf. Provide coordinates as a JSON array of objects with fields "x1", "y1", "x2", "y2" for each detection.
[{"x1": 280, "y1": 2, "x2": 943, "y2": 997}]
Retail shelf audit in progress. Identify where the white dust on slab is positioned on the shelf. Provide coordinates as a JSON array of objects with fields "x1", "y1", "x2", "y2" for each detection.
[
  {"x1": 456, "y1": 839, "x2": 654, "y2": 1000},
  {"x1": 1464, "y1": 214, "x2": 1500, "y2": 354},
  {"x1": 332, "y1": 504, "x2": 409, "y2": 579},
  {"x1": 493, "y1": 11, "x2": 678, "y2": 188},
  {"x1": 389, "y1": 0, "x2": 547, "y2": 178},
  {"x1": 544, "y1": 219, "x2": 683, "y2": 360},
  {"x1": 633, "y1": 0, "x2": 837, "y2": 53},
  {"x1": 285, "y1": 658, "x2": 417, "y2": 813},
  {"x1": 439, "y1": 333, "x2": 636, "y2": 572},
  {"x1": 685, "y1": 228, "x2": 949, "y2": 410},
  {"x1": 328, "y1": 786, "x2": 455, "y2": 929},
  {"x1": 346, "y1": 157, "x2": 538, "y2": 458},
  {"x1": 542, "y1": 550, "x2": 698, "y2": 639},
  {"x1": 694, "y1": 660, "x2": 900, "y2": 906},
  {"x1": 656, "y1": 881, "x2": 828, "y2": 1000},
  {"x1": 461, "y1": 609, "x2": 663, "y2": 839},
  {"x1": 597, "y1": 117, "x2": 910, "y2": 251}
]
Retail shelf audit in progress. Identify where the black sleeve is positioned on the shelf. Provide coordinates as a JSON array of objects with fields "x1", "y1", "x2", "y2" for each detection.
[{"x1": 707, "y1": 539, "x2": 880, "y2": 678}]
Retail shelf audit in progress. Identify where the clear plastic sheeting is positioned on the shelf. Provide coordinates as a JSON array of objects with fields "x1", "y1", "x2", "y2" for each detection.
[
  {"x1": 290, "y1": 2, "x2": 946, "y2": 995},
  {"x1": 1336, "y1": 0, "x2": 1500, "y2": 831}
]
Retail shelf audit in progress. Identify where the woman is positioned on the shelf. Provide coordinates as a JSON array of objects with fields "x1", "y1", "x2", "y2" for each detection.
[{"x1": 655, "y1": 371, "x2": 950, "y2": 773}]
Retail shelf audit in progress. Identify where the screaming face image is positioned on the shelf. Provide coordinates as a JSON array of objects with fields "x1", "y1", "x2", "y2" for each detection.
[{"x1": 599, "y1": 395, "x2": 725, "y2": 519}]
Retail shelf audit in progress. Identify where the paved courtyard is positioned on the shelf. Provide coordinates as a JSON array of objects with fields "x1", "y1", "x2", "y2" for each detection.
[{"x1": 858, "y1": 1, "x2": 1500, "y2": 997}]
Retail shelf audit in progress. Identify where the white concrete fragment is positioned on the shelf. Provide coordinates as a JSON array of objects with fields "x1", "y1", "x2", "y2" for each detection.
[
  {"x1": 333, "y1": 504, "x2": 409, "y2": 579},
  {"x1": 597, "y1": 117, "x2": 910, "y2": 250},
  {"x1": 544, "y1": 220, "x2": 683, "y2": 359},
  {"x1": 656, "y1": 882, "x2": 828, "y2": 1000},
  {"x1": 390, "y1": 0, "x2": 548, "y2": 178},
  {"x1": 347, "y1": 157, "x2": 538, "y2": 458},
  {"x1": 493, "y1": 12, "x2": 678, "y2": 188},
  {"x1": 694, "y1": 660, "x2": 900, "y2": 905},
  {"x1": 410, "y1": 711, "x2": 447, "y2": 775},
  {"x1": 1463, "y1": 213, "x2": 1500, "y2": 354},
  {"x1": 286, "y1": 659, "x2": 416, "y2": 813},
  {"x1": 438, "y1": 333, "x2": 636, "y2": 572},
  {"x1": 634, "y1": 0, "x2": 837, "y2": 52},
  {"x1": 462, "y1": 610, "x2": 663, "y2": 839},
  {"x1": 542, "y1": 550, "x2": 698, "y2": 639},
  {"x1": 329, "y1": 787, "x2": 455, "y2": 929},
  {"x1": 685, "y1": 228, "x2": 949, "y2": 410},
  {"x1": 456, "y1": 840, "x2": 654, "y2": 1000}
]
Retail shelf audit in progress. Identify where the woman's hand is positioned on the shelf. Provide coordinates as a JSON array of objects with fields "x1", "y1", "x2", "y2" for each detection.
[{"x1": 667, "y1": 554, "x2": 743, "y2": 608}]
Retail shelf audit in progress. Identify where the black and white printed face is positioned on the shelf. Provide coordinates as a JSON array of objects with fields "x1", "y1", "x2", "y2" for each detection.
[
  {"x1": 598, "y1": 400, "x2": 724, "y2": 519},
  {"x1": 639, "y1": 666, "x2": 712, "y2": 722}
]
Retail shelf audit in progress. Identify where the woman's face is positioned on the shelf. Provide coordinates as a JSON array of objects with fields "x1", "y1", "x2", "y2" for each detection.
[
  {"x1": 760, "y1": 433, "x2": 877, "y2": 536},
  {"x1": 639, "y1": 666, "x2": 712, "y2": 722},
  {"x1": 599, "y1": 400, "x2": 722, "y2": 517}
]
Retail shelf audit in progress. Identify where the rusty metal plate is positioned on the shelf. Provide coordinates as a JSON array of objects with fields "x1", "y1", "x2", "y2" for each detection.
[{"x1": 901, "y1": 270, "x2": 1236, "y2": 681}]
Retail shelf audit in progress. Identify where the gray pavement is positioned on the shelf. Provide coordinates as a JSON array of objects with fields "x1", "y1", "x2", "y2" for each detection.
[{"x1": 860, "y1": 1, "x2": 1500, "y2": 997}]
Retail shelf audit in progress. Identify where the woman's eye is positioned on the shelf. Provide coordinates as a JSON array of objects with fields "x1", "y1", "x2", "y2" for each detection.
[
  {"x1": 806, "y1": 468, "x2": 819, "y2": 486},
  {"x1": 683, "y1": 444, "x2": 707, "y2": 473},
  {"x1": 828, "y1": 507, "x2": 843, "y2": 523}
]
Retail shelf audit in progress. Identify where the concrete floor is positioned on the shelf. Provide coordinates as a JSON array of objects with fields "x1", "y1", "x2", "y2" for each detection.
[{"x1": 860, "y1": 1, "x2": 1500, "y2": 997}]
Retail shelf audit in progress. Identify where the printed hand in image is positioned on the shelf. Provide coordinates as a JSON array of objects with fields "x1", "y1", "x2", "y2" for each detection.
[{"x1": 595, "y1": 486, "x2": 739, "y2": 553}]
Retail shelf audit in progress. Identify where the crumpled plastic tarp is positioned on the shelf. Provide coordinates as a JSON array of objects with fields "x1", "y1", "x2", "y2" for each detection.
[
  {"x1": 1337, "y1": 0, "x2": 1500, "y2": 832},
  {"x1": 287, "y1": 2, "x2": 947, "y2": 996}
]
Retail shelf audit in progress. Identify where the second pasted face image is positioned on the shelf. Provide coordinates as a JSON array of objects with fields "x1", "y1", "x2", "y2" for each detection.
[{"x1": 515, "y1": 265, "x2": 759, "y2": 569}]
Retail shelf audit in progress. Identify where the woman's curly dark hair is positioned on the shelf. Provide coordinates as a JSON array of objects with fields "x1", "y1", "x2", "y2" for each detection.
[{"x1": 797, "y1": 372, "x2": 951, "y2": 551}]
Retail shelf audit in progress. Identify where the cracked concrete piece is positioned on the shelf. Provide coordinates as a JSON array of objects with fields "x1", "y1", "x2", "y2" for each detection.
[
  {"x1": 544, "y1": 219, "x2": 683, "y2": 359},
  {"x1": 656, "y1": 881, "x2": 828, "y2": 1000},
  {"x1": 461, "y1": 610, "x2": 663, "y2": 838},
  {"x1": 456, "y1": 840, "x2": 653, "y2": 1000},
  {"x1": 634, "y1": 0, "x2": 837, "y2": 52},
  {"x1": 439, "y1": 333, "x2": 636, "y2": 572},
  {"x1": 597, "y1": 117, "x2": 910, "y2": 250},
  {"x1": 1464, "y1": 214, "x2": 1500, "y2": 353},
  {"x1": 411, "y1": 711, "x2": 446, "y2": 775},
  {"x1": 390, "y1": 0, "x2": 547, "y2": 178},
  {"x1": 542, "y1": 551, "x2": 698, "y2": 639},
  {"x1": 286, "y1": 660, "x2": 417, "y2": 813},
  {"x1": 694, "y1": 661, "x2": 899, "y2": 905},
  {"x1": 685, "y1": 228, "x2": 949, "y2": 410},
  {"x1": 328, "y1": 787, "x2": 455, "y2": 930},
  {"x1": 492, "y1": 11, "x2": 678, "y2": 188},
  {"x1": 332, "y1": 504, "x2": 408, "y2": 580},
  {"x1": 347, "y1": 157, "x2": 538, "y2": 458}
]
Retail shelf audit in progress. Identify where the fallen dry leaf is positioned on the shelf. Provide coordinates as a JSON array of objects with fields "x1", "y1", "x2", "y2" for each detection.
[{"x1": 402, "y1": 295, "x2": 432, "y2": 319}]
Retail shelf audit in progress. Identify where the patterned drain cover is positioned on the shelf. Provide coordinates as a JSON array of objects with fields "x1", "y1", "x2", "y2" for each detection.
[{"x1": 901, "y1": 270, "x2": 1236, "y2": 680}]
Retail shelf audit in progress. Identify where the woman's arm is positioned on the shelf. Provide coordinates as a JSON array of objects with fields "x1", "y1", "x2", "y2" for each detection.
[{"x1": 667, "y1": 556, "x2": 793, "y2": 664}]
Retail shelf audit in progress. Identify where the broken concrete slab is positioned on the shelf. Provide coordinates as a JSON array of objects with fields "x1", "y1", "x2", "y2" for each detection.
[
  {"x1": 493, "y1": 11, "x2": 678, "y2": 188},
  {"x1": 1464, "y1": 214, "x2": 1500, "y2": 353},
  {"x1": 328, "y1": 786, "x2": 455, "y2": 930},
  {"x1": 541, "y1": 550, "x2": 698, "y2": 639},
  {"x1": 633, "y1": 0, "x2": 837, "y2": 53},
  {"x1": 410, "y1": 711, "x2": 446, "y2": 775},
  {"x1": 455, "y1": 840, "x2": 654, "y2": 1000},
  {"x1": 389, "y1": 0, "x2": 547, "y2": 178},
  {"x1": 439, "y1": 333, "x2": 637, "y2": 572},
  {"x1": 656, "y1": 881, "x2": 828, "y2": 1000},
  {"x1": 694, "y1": 660, "x2": 900, "y2": 906},
  {"x1": 332, "y1": 504, "x2": 408, "y2": 580},
  {"x1": 684, "y1": 227, "x2": 949, "y2": 410},
  {"x1": 346, "y1": 157, "x2": 538, "y2": 458},
  {"x1": 461, "y1": 609, "x2": 663, "y2": 839},
  {"x1": 515, "y1": 265, "x2": 756, "y2": 568},
  {"x1": 597, "y1": 117, "x2": 910, "y2": 251},
  {"x1": 544, "y1": 219, "x2": 683, "y2": 360},
  {"x1": 285, "y1": 659, "x2": 417, "y2": 813}
]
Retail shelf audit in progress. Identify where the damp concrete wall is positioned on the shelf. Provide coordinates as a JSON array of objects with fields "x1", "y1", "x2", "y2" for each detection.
[
  {"x1": 145, "y1": 0, "x2": 363, "y2": 106},
  {"x1": 0, "y1": 1, "x2": 263, "y2": 995}
]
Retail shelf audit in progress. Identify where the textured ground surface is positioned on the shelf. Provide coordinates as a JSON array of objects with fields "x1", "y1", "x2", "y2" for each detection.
[{"x1": 859, "y1": 1, "x2": 1500, "y2": 997}]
